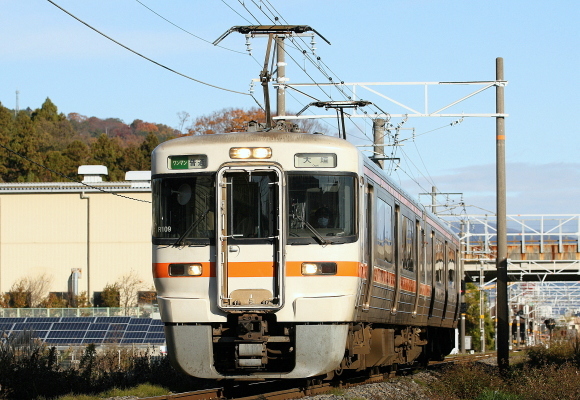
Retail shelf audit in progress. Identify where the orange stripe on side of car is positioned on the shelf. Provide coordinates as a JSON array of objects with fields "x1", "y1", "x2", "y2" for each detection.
[{"x1": 153, "y1": 261, "x2": 361, "y2": 278}]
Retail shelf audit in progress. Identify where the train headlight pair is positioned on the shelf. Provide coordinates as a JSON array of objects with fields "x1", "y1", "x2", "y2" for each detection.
[
  {"x1": 169, "y1": 263, "x2": 203, "y2": 276},
  {"x1": 301, "y1": 262, "x2": 337, "y2": 275},
  {"x1": 230, "y1": 147, "x2": 272, "y2": 159}
]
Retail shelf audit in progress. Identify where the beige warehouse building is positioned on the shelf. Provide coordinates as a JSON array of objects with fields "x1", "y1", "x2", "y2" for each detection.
[{"x1": 0, "y1": 166, "x2": 152, "y2": 305}]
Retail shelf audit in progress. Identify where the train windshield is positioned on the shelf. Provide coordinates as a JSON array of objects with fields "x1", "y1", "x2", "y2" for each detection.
[
  {"x1": 288, "y1": 173, "x2": 357, "y2": 244},
  {"x1": 152, "y1": 175, "x2": 215, "y2": 245}
]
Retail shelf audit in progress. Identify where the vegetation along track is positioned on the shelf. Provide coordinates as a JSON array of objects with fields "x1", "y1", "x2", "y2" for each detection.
[{"x1": 139, "y1": 352, "x2": 495, "y2": 400}]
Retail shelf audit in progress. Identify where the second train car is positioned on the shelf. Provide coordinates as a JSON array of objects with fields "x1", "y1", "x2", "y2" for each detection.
[{"x1": 151, "y1": 124, "x2": 461, "y2": 379}]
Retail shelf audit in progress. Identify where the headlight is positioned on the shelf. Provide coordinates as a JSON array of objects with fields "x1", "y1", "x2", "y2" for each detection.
[
  {"x1": 230, "y1": 147, "x2": 272, "y2": 159},
  {"x1": 169, "y1": 263, "x2": 203, "y2": 276},
  {"x1": 301, "y1": 262, "x2": 337, "y2": 275}
]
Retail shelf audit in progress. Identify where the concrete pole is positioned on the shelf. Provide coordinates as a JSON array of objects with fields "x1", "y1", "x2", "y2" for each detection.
[
  {"x1": 495, "y1": 57, "x2": 509, "y2": 370},
  {"x1": 372, "y1": 119, "x2": 385, "y2": 168},
  {"x1": 480, "y1": 264, "x2": 485, "y2": 352},
  {"x1": 431, "y1": 186, "x2": 437, "y2": 215},
  {"x1": 276, "y1": 37, "x2": 286, "y2": 118}
]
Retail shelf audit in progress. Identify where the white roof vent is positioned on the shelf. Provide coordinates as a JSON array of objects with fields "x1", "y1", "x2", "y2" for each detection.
[
  {"x1": 125, "y1": 171, "x2": 151, "y2": 188},
  {"x1": 78, "y1": 165, "x2": 108, "y2": 183}
]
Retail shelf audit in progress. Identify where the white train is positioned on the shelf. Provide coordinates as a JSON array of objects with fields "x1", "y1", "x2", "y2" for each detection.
[{"x1": 151, "y1": 124, "x2": 461, "y2": 379}]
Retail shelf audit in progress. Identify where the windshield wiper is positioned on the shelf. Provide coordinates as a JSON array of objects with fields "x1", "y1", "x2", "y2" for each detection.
[
  {"x1": 292, "y1": 214, "x2": 328, "y2": 245},
  {"x1": 173, "y1": 208, "x2": 211, "y2": 247}
]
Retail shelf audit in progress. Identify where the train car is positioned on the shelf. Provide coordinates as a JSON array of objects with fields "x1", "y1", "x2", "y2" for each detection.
[{"x1": 151, "y1": 124, "x2": 461, "y2": 379}]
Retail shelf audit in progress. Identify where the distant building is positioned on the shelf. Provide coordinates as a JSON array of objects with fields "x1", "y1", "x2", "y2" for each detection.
[{"x1": 0, "y1": 166, "x2": 152, "y2": 305}]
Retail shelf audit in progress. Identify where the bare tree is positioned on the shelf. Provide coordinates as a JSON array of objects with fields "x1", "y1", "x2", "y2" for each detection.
[
  {"x1": 176, "y1": 111, "x2": 190, "y2": 135},
  {"x1": 3, "y1": 274, "x2": 53, "y2": 308},
  {"x1": 27, "y1": 273, "x2": 53, "y2": 307},
  {"x1": 116, "y1": 270, "x2": 148, "y2": 315}
]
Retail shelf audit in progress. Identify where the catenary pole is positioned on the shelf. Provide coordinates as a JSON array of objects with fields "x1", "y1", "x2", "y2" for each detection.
[
  {"x1": 372, "y1": 119, "x2": 385, "y2": 168},
  {"x1": 276, "y1": 37, "x2": 286, "y2": 117},
  {"x1": 495, "y1": 57, "x2": 509, "y2": 370}
]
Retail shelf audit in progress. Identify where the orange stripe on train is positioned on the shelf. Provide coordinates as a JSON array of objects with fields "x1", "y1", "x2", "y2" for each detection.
[{"x1": 153, "y1": 261, "x2": 361, "y2": 278}]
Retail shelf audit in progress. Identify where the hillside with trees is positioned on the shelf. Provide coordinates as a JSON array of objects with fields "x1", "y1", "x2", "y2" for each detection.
[
  {"x1": 0, "y1": 98, "x2": 329, "y2": 183},
  {"x1": 0, "y1": 98, "x2": 177, "y2": 182}
]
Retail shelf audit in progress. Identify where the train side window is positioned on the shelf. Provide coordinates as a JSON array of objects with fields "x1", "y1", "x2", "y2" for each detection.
[
  {"x1": 402, "y1": 215, "x2": 414, "y2": 272},
  {"x1": 426, "y1": 231, "x2": 433, "y2": 283},
  {"x1": 448, "y1": 246, "x2": 456, "y2": 287},
  {"x1": 435, "y1": 238, "x2": 444, "y2": 283},
  {"x1": 376, "y1": 199, "x2": 385, "y2": 262},
  {"x1": 376, "y1": 198, "x2": 393, "y2": 265},
  {"x1": 384, "y1": 203, "x2": 393, "y2": 263}
]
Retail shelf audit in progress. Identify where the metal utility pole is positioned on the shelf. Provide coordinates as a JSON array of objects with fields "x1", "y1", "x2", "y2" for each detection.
[{"x1": 495, "y1": 57, "x2": 509, "y2": 370}]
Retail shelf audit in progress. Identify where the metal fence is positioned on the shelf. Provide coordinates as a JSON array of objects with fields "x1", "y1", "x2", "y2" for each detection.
[
  {"x1": 443, "y1": 214, "x2": 580, "y2": 261},
  {"x1": 0, "y1": 306, "x2": 159, "y2": 319}
]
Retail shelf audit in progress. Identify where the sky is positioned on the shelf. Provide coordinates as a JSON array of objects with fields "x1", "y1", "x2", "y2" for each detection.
[{"x1": 2, "y1": 0, "x2": 579, "y2": 215}]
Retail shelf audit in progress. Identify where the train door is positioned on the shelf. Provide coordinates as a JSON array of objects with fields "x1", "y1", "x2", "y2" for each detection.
[
  {"x1": 412, "y1": 220, "x2": 422, "y2": 319},
  {"x1": 215, "y1": 165, "x2": 284, "y2": 311},
  {"x1": 392, "y1": 205, "x2": 401, "y2": 316},
  {"x1": 362, "y1": 184, "x2": 374, "y2": 312},
  {"x1": 430, "y1": 236, "x2": 445, "y2": 324}
]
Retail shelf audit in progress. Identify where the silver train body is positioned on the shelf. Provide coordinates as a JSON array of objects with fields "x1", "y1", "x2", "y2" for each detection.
[{"x1": 151, "y1": 128, "x2": 461, "y2": 379}]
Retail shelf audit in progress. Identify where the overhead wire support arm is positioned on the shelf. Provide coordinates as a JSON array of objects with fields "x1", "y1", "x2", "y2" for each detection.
[
  {"x1": 276, "y1": 80, "x2": 509, "y2": 119},
  {"x1": 213, "y1": 25, "x2": 331, "y2": 45},
  {"x1": 214, "y1": 25, "x2": 331, "y2": 129},
  {"x1": 296, "y1": 100, "x2": 376, "y2": 140}
]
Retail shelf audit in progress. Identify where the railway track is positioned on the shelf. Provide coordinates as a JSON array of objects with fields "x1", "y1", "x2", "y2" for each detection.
[{"x1": 140, "y1": 352, "x2": 496, "y2": 400}]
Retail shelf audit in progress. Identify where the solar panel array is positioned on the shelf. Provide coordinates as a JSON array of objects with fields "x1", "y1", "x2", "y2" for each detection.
[{"x1": 0, "y1": 316, "x2": 165, "y2": 345}]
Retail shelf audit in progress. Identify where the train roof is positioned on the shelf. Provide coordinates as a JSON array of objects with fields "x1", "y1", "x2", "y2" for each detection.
[{"x1": 154, "y1": 129, "x2": 354, "y2": 151}]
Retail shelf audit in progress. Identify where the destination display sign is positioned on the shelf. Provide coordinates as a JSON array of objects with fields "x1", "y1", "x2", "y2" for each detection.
[
  {"x1": 168, "y1": 155, "x2": 208, "y2": 170},
  {"x1": 294, "y1": 153, "x2": 337, "y2": 168}
]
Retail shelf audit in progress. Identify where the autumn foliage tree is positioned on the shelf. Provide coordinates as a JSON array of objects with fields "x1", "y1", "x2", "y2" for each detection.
[
  {"x1": 188, "y1": 107, "x2": 266, "y2": 135},
  {"x1": 186, "y1": 107, "x2": 331, "y2": 136}
]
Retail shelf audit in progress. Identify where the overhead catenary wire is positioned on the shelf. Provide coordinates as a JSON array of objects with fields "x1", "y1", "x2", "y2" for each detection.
[
  {"x1": 135, "y1": 0, "x2": 248, "y2": 55},
  {"x1": 235, "y1": 0, "x2": 262, "y2": 25},
  {"x1": 47, "y1": 0, "x2": 252, "y2": 97}
]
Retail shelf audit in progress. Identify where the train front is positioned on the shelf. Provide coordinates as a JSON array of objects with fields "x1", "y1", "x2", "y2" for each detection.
[{"x1": 151, "y1": 130, "x2": 361, "y2": 379}]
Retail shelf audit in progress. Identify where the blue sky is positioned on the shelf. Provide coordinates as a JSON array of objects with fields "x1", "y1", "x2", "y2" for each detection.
[{"x1": 2, "y1": 1, "x2": 579, "y2": 215}]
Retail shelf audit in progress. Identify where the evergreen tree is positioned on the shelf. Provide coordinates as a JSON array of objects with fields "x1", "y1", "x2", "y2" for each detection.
[
  {"x1": 0, "y1": 102, "x2": 13, "y2": 180},
  {"x1": 7, "y1": 111, "x2": 42, "y2": 182},
  {"x1": 31, "y1": 97, "x2": 64, "y2": 122},
  {"x1": 464, "y1": 282, "x2": 495, "y2": 351},
  {"x1": 90, "y1": 133, "x2": 124, "y2": 180}
]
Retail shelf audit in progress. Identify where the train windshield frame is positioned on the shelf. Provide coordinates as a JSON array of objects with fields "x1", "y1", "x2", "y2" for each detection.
[
  {"x1": 152, "y1": 173, "x2": 216, "y2": 246},
  {"x1": 287, "y1": 172, "x2": 357, "y2": 245}
]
